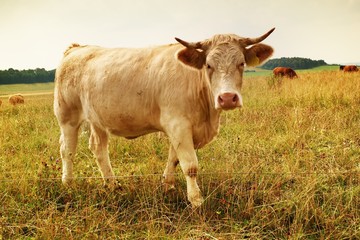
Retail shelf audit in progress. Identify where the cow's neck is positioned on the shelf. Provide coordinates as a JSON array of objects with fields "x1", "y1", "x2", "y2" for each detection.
[{"x1": 192, "y1": 72, "x2": 221, "y2": 149}]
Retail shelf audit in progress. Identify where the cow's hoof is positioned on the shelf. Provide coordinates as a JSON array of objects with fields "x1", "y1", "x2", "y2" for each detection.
[
  {"x1": 189, "y1": 195, "x2": 204, "y2": 208},
  {"x1": 163, "y1": 183, "x2": 176, "y2": 192},
  {"x1": 62, "y1": 176, "x2": 74, "y2": 186},
  {"x1": 104, "y1": 179, "x2": 123, "y2": 191}
]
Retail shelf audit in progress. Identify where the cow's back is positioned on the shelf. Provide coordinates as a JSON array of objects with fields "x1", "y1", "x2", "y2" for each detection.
[
  {"x1": 273, "y1": 67, "x2": 297, "y2": 78},
  {"x1": 273, "y1": 67, "x2": 285, "y2": 76},
  {"x1": 343, "y1": 65, "x2": 358, "y2": 72},
  {"x1": 54, "y1": 44, "x2": 210, "y2": 139}
]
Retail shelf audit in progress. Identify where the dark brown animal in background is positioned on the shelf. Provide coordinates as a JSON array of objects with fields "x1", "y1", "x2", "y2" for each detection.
[
  {"x1": 8, "y1": 94, "x2": 25, "y2": 106},
  {"x1": 340, "y1": 65, "x2": 358, "y2": 72},
  {"x1": 273, "y1": 67, "x2": 298, "y2": 79}
]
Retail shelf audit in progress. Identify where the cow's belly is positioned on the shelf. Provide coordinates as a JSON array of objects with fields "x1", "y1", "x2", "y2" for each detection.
[
  {"x1": 109, "y1": 127, "x2": 158, "y2": 139},
  {"x1": 107, "y1": 113, "x2": 160, "y2": 137},
  {"x1": 85, "y1": 104, "x2": 161, "y2": 138},
  {"x1": 79, "y1": 84, "x2": 162, "y2": 138}
]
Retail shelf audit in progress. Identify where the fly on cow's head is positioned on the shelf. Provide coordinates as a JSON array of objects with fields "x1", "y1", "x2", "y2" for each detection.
[{"x1": 175, "y1": 28, "x2": 275, "y2": 110}]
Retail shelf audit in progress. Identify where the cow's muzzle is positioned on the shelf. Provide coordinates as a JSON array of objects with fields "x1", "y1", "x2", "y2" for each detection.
[{"x1": 217, "y1": 92, "x2": 242, "y2": 110}]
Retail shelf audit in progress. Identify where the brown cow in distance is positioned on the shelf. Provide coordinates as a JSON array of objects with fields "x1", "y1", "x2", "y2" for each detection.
[
  {"x1": 340, "y1": 65, "x2": 358, "y2": 72},
  {"x1": 273, "y1": 67, "x2": 298, "y2": 79},
  {"x1": 54, "y1": 28, "x2": 275, "y2": 207},
  {"x1": 8, "y1": 94, "x2": 25, "y2": 106}
]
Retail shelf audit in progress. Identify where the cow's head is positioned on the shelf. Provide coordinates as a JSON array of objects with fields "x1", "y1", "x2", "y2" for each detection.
[{"x1": 175, "y1": 28, "x2": 274, "y2": 110}]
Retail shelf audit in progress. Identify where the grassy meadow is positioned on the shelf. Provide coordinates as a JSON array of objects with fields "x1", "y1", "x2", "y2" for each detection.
[
  {"x1": 0, "y1": 70, "x2": 359, "y2": 239},
  {"x1": 0, "y1": 82, "x2": 54, "y2": 96}
]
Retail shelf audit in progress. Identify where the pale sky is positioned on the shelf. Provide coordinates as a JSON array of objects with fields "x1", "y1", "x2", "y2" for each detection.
[{"x1": 1, "y1": 0, "x2": 359, "y2": 70}]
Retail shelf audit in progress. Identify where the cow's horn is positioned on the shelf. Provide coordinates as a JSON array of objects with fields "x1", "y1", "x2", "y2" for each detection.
[
  {"x1": 175, "y1": 37, "x2": 203, "y2": 49},
  {"x1": 242, "y1": 27, "x2": 275, "y2": 46}
]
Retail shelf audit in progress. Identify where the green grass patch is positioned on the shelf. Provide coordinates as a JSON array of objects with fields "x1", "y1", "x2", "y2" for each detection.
[{"x1": 0, "y1": 82, "x2": 54, "y2": 96}]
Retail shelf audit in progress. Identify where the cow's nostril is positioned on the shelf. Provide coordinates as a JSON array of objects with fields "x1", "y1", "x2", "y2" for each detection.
[
  {"x1": 218, "y1": 95, "x2": 224, "y2": 103},
  {"x1": 232, "y1": 94, "x2": 238, "y2": 103}
]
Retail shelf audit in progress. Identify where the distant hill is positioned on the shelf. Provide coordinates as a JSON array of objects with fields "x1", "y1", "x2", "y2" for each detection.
[{"x1": 261, "y1": 57, "x2": 328, "y2": 70}]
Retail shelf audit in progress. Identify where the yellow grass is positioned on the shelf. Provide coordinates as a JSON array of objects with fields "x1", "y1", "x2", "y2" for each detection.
[{"x1": 0, "y1": 71, "x2": 359, "y2": 239}]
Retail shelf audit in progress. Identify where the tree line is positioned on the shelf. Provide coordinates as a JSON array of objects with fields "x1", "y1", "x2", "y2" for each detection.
[
  {"x1": 261, "y1": 57, "x2": 327, "y2": 70},
  {"x1": 0, "y1": 68, "x2": 55, "y2": 85}
]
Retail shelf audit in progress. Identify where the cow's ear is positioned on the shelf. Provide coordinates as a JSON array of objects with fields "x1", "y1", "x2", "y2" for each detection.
[
  {"x1": 245, "y1": 44, "x2": 273, "y2": 67},
  {"x1": 177, "y1": 48, "x2": 206, "y2": 69}
]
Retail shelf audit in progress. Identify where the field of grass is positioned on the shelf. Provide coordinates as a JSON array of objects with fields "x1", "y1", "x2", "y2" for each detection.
[
  {"x1": 0, "y1": 82, "x2": 54, "y2": 97},
  {"x1": 0, "y1": 70, "x2": 359, "y2": 239},
  {"x1": 243, "y1": 65, "x2": 341, "y2": 77}
]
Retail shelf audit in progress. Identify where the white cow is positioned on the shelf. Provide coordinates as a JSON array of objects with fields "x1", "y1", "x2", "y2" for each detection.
[{"x1": 54, "y1": 28, "x2": 275, "y2": 207}]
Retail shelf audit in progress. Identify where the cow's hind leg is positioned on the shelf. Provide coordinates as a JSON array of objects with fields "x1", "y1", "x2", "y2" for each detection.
[
  {"x1": 89, "y1": 124, "x2": 116, "y2": 185},
  {"x1": 163, "y1": 145, "x2": 178, "y2": 191},
  {"x1": 59, "y1": 123, "x2": 80, "y2": 185}
]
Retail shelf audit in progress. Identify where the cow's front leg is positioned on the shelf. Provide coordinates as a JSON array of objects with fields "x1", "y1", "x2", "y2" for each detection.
[
  {"x1": 166, "y1": 124, "x2": 204, "y2": 207},
  {"x1": 163, "y1": 145, "x2": 178, "y2": 191},
  {"x1": 178, "y1": 145, "x2": 203, "y2": 207}
]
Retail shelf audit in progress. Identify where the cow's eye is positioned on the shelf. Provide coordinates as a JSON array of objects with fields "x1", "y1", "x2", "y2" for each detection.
[
  {"x1": 207, "y1": 64, "x2": 212, "y2": 69},
  {"x1": 239, "y1": 62, "x2": 245, "y2": 67}
]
